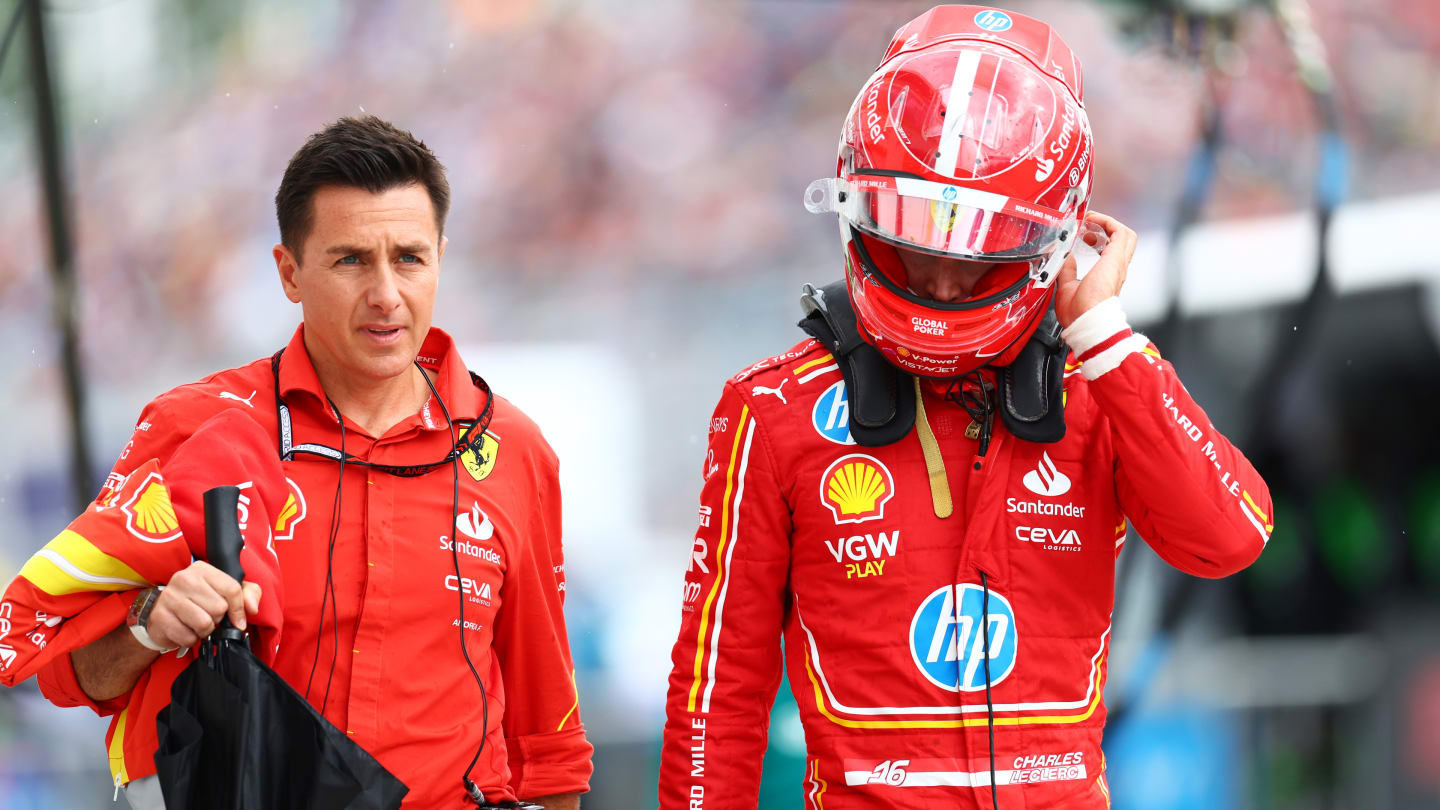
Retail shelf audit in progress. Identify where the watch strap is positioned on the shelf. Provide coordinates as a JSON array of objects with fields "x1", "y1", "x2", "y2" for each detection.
[
  {"x1": 128, "y1": 622, "x2": 176, "y2": 653},
  {"x1": 126, "y1": 587, "x2": 177, "y2": 653}
]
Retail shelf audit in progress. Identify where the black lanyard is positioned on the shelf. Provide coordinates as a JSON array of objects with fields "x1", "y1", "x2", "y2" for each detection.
[{"x1": 269, "y1": 349, "x2": 494, "y2": 478}]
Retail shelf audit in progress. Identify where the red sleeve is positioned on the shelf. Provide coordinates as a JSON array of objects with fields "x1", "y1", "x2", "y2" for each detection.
[
  {"x1": 34, "y1": 595, "x2": 135, "y2": 715},
  {"x1": 493, "y1": 436, "x2": 594, "y2": 799},
  {"x1": 93, "y1": 397, "x2": 194, "y2": 510},
  {"x1": 659, "y1": 381, "x2": 793, "y2": 809},
  {"x1": 1066, "y1": 298, "x2": 1272, "y2": 577},
  {"x1": 30, "y1": 397, "x2": 192, "y2": 712}
]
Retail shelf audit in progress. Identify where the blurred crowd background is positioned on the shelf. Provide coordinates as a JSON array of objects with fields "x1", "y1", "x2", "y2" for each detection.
[{"x1": 2, "y1": 0, "x2": 1439, "y2": 807}]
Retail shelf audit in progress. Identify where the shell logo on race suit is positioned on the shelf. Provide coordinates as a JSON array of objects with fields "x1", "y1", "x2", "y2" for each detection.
[
  {"x1": 812, "y1": 381, "x2": 856, "y2": 445},
  {"x1": 458, "y1": 422, "x2": 500, "y2": 482},
  {"x1": 120, "y1": 472, "x2": 181, "y2": 543},
  {"x1": 909, "y1": 584, "x2": 1018, "y2": 692},
  {"x1": 821, "y1": 454, "x2": 895, "y2": 524},
  {"x1": 272, "y1": 478, "x2": 308, "y2": 541}
]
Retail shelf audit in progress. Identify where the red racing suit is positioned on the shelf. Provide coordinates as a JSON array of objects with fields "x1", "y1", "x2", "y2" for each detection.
[
  {"x1": 659, "y1": 299, "x2": 1271, "y2": 809},
  {"x1": 36, "y1": 325, "x2": 593, "y2": 807}
]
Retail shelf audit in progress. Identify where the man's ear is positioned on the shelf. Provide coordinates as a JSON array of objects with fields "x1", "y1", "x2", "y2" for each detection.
[
  {"x1": 438, "y1": 235, "x2": 448, "y2": 263},
  {"x1": 274, "y1": 243, "x2": 302, "y2": 303}
]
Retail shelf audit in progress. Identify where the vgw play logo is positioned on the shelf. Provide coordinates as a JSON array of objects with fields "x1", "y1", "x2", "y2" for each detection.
[{"x1": 909, "y1": 584, "x2": 1018, "y2": 692}]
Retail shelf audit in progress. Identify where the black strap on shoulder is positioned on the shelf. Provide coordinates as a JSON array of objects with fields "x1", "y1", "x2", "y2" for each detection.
[
  {"x1": 797, "y1": 280, "x2": 1067, "y2": 448},
  {"x1": 797, "y1": 281, "x2": 916, "y2": 447},
  {"x1": 999, "y1": 307, "x2": 1067, "y2": 444}
]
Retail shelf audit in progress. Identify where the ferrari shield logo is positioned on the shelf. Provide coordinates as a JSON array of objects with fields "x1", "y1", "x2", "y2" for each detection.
[
  {"x1": 458, "y1": 422, "x2": 499, "y2": 482},
  {"x1": 929, "y1": 199, "x2": 959, "y2": 233}
]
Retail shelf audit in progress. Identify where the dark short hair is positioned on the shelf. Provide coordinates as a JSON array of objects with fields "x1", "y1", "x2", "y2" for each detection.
[{"x1": 275, "y1": 116, "x2": 450, "y2": 254}]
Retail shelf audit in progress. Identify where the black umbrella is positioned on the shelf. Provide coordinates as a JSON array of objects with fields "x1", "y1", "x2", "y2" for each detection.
[{"x1": 154, "y1": 486, "x2": 409, "y2": 810}]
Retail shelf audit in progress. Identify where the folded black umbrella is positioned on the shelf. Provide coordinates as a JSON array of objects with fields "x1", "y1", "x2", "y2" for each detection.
[{"x1": 154, "y1": 486, "x2": 408, "y2": 810}]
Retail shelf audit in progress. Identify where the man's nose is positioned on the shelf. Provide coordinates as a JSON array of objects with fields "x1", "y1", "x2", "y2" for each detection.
[
  {"x1": 367, "y1": 264, "x2": 403, "y2": 311},
  {"x1": 925, "y1": 273, "x2": 970, "y2": 303}
]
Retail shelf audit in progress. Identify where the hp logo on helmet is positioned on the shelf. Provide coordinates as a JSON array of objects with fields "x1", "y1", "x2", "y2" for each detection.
[
  {"x1": 909, "y1": 584, "x2": 1017, "y2": 692},
  {"x1": 973, "y1": 10, "x2": 1014, "y2": 32},
  {"x1": 941, "y1": 186, "x2": 959, "y2": 202}
]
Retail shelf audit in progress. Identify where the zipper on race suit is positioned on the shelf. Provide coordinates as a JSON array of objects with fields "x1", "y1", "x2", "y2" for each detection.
[{"x1": 978, "y1": 569, "x2": 1001, "y2": 810}]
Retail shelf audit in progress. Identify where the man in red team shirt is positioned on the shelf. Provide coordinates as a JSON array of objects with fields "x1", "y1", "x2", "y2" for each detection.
[
  {"x1": 659, "y1": 6, "x2": 1271, "y2": 809},
  {"x1": 36, "y1": 117, "x2": 592, "y2": 808}
]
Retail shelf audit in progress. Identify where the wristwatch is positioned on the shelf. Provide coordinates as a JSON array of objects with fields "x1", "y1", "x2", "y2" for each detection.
[{"x1": 126, "y1": 587, "x2": 175, "y2": 653}]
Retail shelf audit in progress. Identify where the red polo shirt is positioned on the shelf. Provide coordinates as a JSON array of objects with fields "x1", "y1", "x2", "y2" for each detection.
[{"x1": 38, "y1": 325, "x2": 593, "y2": 806}]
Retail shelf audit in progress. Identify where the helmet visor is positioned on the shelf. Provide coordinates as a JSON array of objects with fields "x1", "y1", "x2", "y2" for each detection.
[{"x1": 809, "y1": 173, "x2": 1075, "y2": 262}]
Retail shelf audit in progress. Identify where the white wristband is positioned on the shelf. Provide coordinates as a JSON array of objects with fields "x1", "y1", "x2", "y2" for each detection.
[{"x1": 1060, "y1": 296, "x2": 1129, "y2": 356}]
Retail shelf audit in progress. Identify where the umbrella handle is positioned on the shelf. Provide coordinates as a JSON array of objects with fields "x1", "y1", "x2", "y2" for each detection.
[{"x1": 202, "y1": 486, "x2": 248, "y2": 644}]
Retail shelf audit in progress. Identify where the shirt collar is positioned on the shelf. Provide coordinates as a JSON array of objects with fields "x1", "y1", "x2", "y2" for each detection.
[{"x1": 276, "y1": 324, "x2": 485, "y2": 424}]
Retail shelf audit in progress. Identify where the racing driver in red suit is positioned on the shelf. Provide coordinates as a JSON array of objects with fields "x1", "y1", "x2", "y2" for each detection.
[{"x1": 659, "y1": 6, "x2": 1272, "y2": 809}]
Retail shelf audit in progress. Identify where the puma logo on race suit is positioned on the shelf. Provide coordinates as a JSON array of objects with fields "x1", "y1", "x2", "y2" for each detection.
[
  {"x1": 217, "y1": 390, "x2": 257, "y2": 408},
  {"x1": 751, "y1": 379, "x2": 789, "y2": 404}
]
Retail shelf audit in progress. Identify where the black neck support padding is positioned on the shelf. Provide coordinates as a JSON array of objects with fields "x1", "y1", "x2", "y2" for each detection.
[{"x1": 797, "y1": 280, "x2": 1067, "y2": 448}]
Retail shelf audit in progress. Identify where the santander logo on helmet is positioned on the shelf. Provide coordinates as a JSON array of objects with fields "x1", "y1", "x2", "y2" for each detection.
[{"x1": 804, "y1": 5, "x2": 1093, "y2": 379}]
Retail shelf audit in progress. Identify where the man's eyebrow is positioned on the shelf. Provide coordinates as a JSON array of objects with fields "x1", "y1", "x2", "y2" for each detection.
[
  {"x1": 325, "y1": 244, "x2": 372, "y2": 256},
  {"x1": 323, "y1": 243, "x2": 433, "y2": 256}
]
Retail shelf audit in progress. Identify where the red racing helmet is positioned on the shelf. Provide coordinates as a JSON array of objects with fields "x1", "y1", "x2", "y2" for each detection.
[{"x1": 805, "y1": 5, "x2": 1095, "y2": 378}]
